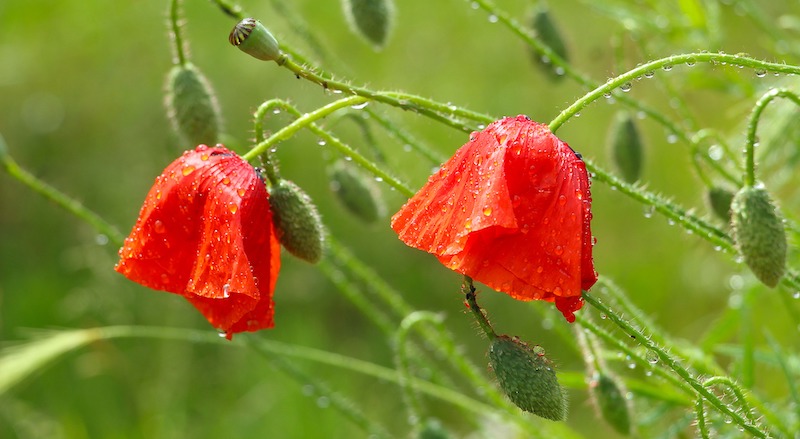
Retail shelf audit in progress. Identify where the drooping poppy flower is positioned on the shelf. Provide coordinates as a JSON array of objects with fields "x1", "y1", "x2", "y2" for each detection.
[
  {"x1": 391, "y1": 115, "x2": 597, "y2": 322},
  {"x1": 115, "y1": 144, "x2": 281, "y2": 338}
]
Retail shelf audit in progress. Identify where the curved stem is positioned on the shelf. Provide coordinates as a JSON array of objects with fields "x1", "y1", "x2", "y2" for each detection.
[
  {"x1": 582, "y1": 292, "x2": 769, "y2": 438},
  {"x1": 744, "y1": 88, "x2": 800, "y2": 187},
  {"x1": 695, "y1": 398, "x2": 710, "y2": 439},
  {"x1": 168, "y1": 0, "x2": 188, "y2": 65},
  {"x1": 462, "y1": 276, "x2": 497, "y2": 340}
]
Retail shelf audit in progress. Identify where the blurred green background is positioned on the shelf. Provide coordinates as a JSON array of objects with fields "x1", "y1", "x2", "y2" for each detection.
[{"x1": 2, "y1": 0, "x2": 799, "y2": 437}]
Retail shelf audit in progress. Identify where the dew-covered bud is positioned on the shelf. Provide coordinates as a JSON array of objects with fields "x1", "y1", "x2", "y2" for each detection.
[
  {"x1": 229, "y1": 18, "x2": 282, "y2": 62},
  {"x1": 706, "y1": 186, "x2": 734, "y2": 222},
  {"x1": 329, "y1": 160, "x2": 386, "y2": 223},
  {"x1": 607, "y1": 111, "x2": 644, "y2": 183},
  {"x1": 342, "y1": 0, "x2": 395, "y2": 49},
  {"x1": 731, "y1": 185, "x2": 786, "y2": 287},
  {"x1": 488, "y1": 335, "x2": 567, "y2": 421},
  {"x1": 589, "y1": 373, "x2": 632, "y2": 436},
  {"x1": 165, "y1": 63, "x2": 222, "y2": 147},
  {"x1": 529, "y1": 3, "x2": 569, "y2": 81},
  {"x1": 269, "y1": 180, "x2": 325, "y2": 263}
]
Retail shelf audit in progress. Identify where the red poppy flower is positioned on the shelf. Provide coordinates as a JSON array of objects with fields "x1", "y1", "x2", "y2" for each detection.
[
  {"x1": 115, "y1": 144, "x2": 281, "y2": 338},
  {"x1": 391, "y1": 115, "x2": 597, "y2": 322}
]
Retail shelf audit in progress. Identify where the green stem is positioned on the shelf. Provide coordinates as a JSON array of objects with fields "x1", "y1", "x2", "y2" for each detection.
[
  {"x1": 744, "y1": 88, "x2": 800, "y2": 187},
  {"x1": 695, "y1": 398, "x2": 710, "y2": 439},
  {"x1": 245, "y1": 97, "x2": 413, "y2": 197},
  {"x1": 461, "y1": 276, "x2": 497, "y2": 340},
  {"x1": 582, "y1": 292, "x2": 768, "y2": 438},
  {"x1": 168, "y1": 0, "x2": 188, "y2": 65},
  {"x1": 364, "y1": 108, "x2": 447, "y2": 164},
  {"x1": 1, "y1": 154, "x2": 125, "y2": 247},
  {"x1": 702, "y1": 376, "x2": 759, "y2": 424}
]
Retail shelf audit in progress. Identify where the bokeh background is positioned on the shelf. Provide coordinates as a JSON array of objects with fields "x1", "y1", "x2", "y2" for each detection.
[{"x1": 2, "y1": 0, "x2": 799, "y2": 437}]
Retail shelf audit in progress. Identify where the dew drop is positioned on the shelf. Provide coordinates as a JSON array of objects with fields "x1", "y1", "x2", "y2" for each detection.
[
  {"x1": 229, "y1": 203, "x2": 238, "y2": 214},
  {"x1": 686, "y1": 58, "x2": 696, "y2": 67},
  {"x1": 707, "y1": 144, "x2": 724, "y2": 161},
  {"x1": 554, "y1": 245, "x2": 564, "y2": 256},
  {"x1": 351, "y1": 102, "x2": 369, "y2": 110},
  {"x1": 317, "y1": 139, "x2": 326, "y2": 146},
  {"x1": 643, "y1": 205, "x2": 654, "y2": 218},
  {"x1": 662, "y1": 64, "x2": 673, "y2": 71},
  {"x1": 536, "y1": 266, "x2": 544, "y2": 273},
  {"x1": 223, "y1": 283, "x2": 231, "y2": 298},
  {"x1": 95, "y1": 234, "x2": 109, "y2": 245},
  {"x1": 155, "y1": 190, "x2": 162, "y2": 200},
  {"x1": 200, "y1": 153, "x2": 210, "y2": 161},
  {"x1": 487, "y1": 14, "x2": 499, "y2": 23},
  {"x1": 666, "y1": 133, "x2": 678, "y2": 144},
  {"x1": 316, "y1": 396, "x2": 330, "y2": 408},
  {"x1": 620, "y1": 82, "x2": 633, "y2": 92},
  {"x1": 464, "y1": 219, "x2": 472, "y2": 230},
  {"x1": 646, "y1": 350, "x2": 659, "y2": 364},
  {"x1": 483, "y1": 207, "x2": 492, "y2": 216},
  {"x1": 558, "y1": 194, "x2": 566, "y2": 205},
  {"x1": 237, "y1": 188, "x2": 246, "y2": 197},
  {"x1": 182, "y1": 165, "x2": 195, "y2": 176},
  {"x1": 222, "y1": 177, "x2": 231, "y2": 185},
  {"x1": 154, "y1": 219, "x2": 166, "y2": 234},
  {"x1": 603, "y1": 92, "x2": 613, "y2": 99},
  {"x1": 755, "y1": 69, "x2": 767, "y2": 78},
  {"x1": 644, "y1": 70, "x2": 655, "y2": 78},
  {"x1": 793, "y1": 291, "x2": 800, "y2": 299},
  {"x1": 160, "y1": 273, "x2": 170, "y2": 284}
]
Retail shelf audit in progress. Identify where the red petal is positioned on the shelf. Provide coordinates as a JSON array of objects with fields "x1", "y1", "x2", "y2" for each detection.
[
  {"x1": 392, "y1": 116, "x2": 596, "y2": 320},
  {"x1": 115, "y1": 145, "x2": 280, "y2": 336}
]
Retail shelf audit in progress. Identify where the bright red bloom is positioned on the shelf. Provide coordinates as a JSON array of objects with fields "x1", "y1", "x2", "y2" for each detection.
[
  {"x1": 115, "y1": 144, "x2": 281, "y2": 338},
  {"x1": 391, "y1": 116, "x2": 597, "y2": 322}
]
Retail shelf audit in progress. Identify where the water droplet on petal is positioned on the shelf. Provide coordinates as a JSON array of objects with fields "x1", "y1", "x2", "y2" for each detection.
[
  {"x1": 228, "y1": 203, "x2": 238, "y2": 214},
  {"x1": 483, "y1": 207, "x2": 492, "y2": 216},
  {"x1": 223, "y1": 283, "x2": 231, "y2": 298},
  {"x1": 182, "y1": 165, "x2": 195, "y2": 176},
  {"x1": 154, "y1": 220, "x2": 166, "y2": 234}
]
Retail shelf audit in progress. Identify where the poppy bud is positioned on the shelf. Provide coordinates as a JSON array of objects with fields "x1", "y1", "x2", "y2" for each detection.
[
  {"x1": 607, "y1": 111, "x2": 644, "y2": 183},
  {"x1": 165, "y1": 63, "x2": 222, "y2": 147},
  {"x1": 731, "y1": 185, "x2": 786, "y2": 287},
  {"x1": 706, "y1": 186, "x2": 734, "y2": 222},
  {"x1": 329, "y1": 160, "x2": 386, "y2": 223},
  {"x1": 342, "y1": 0, "x2": 395, "y2": 49},
  {"x1": 488, "y1": 335, "x2": 567, "y2": 421},
  {"x1": 529, "y1": 3, "x2": 569, "y2": 81},
  {"x1": 229, "y1": 18, "x2": 282, "y2": 62},
  {"x1": 269, "y1": 180, "x2": 325, "y2": 263},
  {"x1": 589, "y1": 373, "x2": 632, "y2": 435}
]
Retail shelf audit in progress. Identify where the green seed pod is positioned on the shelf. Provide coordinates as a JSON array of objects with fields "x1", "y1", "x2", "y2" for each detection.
[
  {"x1": 731, "y1": 185, "x2": 787, "y2": 288},
  {"x1": 269, "y1": 180, "x2": 325, "y2": 263},
  {"x1": 590, "y1": 374, "x2": 632, "y2": 436},
  {"x1": 706, "y1": 186, "x2": 734, "y2": 222},
  {"x1": 488, "y1": 335, "x2": 567, "y2": 421},
  {"x1": 529, "y1": 3, "x2": 569, "y2": 81},
  {"x1": 342, "y1": 0, "x2": 395, "y2": 49},
  {"x1": 329, "y1": 160, "x2": 386, "y2": 223},
  {"x1": 164, "y1": 63, "x2": 222, "y2": 147},
  {"x1": 607, "y1": 111, "x2": 644, "y2": 183},
  {"x1": 229, "y1": 18, "x2": 282, "y2": 62}
]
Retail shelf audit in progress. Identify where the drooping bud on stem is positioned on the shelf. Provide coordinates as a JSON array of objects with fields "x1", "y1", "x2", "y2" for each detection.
[
  {"x1": 329, "y1": 160, "x2": 387, "y2": 223},
  {"x1": 269, "y1": 179, "x2": 325, "y2": 263},
  {"x1": 607, "y1": 111, "x2": 644, "y2": 183},
  {"x1": 529, "y1": 2, "x2": 569, "y2": 81},
  {"x1": 488, "y1": 335, "x2": 567, "y2": 421},
  {"x1": 589, "y1": 373, "x2": 632, "y2": 435},
  {"x1": 229, "y1": 18, "x2": 283, "y2": 62},
  {"x1": 342, "y1": 0, "x2": 395, "y2": 49},
  {"x1": 706, "y1": 186, "x2": 734, "y2": 222},
  {"x1": 164, "y1": 63, "x2": 222, "y2": 146},
  {"x1": 731, "y1": 185, "x2": 786, "y2": 287}
]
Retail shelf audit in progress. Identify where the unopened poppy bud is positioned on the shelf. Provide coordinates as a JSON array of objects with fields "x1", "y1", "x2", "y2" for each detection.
[
  {"x1": 529, "y1": 3, "x2": 569, "y2": 81},
  {"x1": 342, "y1": 0, "x2": 395, "y2": 49},
  {"x1": 731, "y1": 185, "x2": 787, "y2": 287},
  {"x1": 329, "y1": 160, "x2": 386, "y2": 223},
  {"x1": 607, "y1": 111, "x2": 644, "y2": 183},
  {"x1": 269, "y1": 180, "x2": 325, "y2": 263},
  {"x1": 229, "y1": 18, "x2": 282, "y2": 62},
  {"x1": 589, "y1": 373, "x2": 632, "y2": 435},
  {"x1": 165, "y1": 63, "x2": 222, "y2": 146},
  {"x1": 488, "y1": 335, "x2": 567, "y2": 421},
  {"x1": 706, "y1": 186, "x2": 734, "y2": 222}
]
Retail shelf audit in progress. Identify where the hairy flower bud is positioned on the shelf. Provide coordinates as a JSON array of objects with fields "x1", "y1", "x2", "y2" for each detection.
[
  {"x1": 488, "y1": 335, "x2": 567, "y2": 421},
  {"x1": 342, "y1": 0, "x2": 395, "y2": 49},
  {"x1": 706, "y1": 186, "x2": 734, "y2": 222},
  {"x1": 269, "y1": 180, "x2": 325, "y2": 263},
  {"x1": 229, "y1": 18, "x2": 282, "y2": 62},
  {"x1": 165, "y1": 63, "x2": 222, "y2": 147},
  {"x1": 589, "y1": 373, "x2": 632, "y2": 435},
  {"x1": 607, "y1": 111, "x2": 644, "y2": 183},
  {"x1": 329, "y1": 160, "x2": 386, "y2": 223},
  {"x1": 529, "y1": 3, "x2": 569, "y2": 81},
  {"x1": 731, "y1": 185, "x2": 787, "y2": 287}
]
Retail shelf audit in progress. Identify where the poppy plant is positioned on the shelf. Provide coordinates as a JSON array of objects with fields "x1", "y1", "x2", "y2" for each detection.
[
  {"x1": 115, "y1": 144, "x2": 280, "y2": 338},
  {"x1": 391, "y1": 115, "x2": 597, "y2": 322}
]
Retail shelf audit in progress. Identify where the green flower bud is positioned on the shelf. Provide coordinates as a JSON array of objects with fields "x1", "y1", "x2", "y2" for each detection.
[
  {"x1": 706, "y1": 186, "x2": 734, "y2": 222},
  {"x1": 269, "y1": 180, "x2": 325, "y2": 263},
  {"x1": 488, "y1": 335, "x2": 567, "y2": 421},
  {"x1": 731, "y1": 185, "x2": 787, "y2": 287},
  {"x1": 342, "y1": 0, "x2": 395, "y2": 49},
  {"x1": 165, "y1": 63, "x2": 222, "y2": 147},
  {"x1": 590, "y1": 374, "x2": 632, "y2": 436},
  {"x1": 529, "y1": 3, "x2": 569, "y2": 81},
  {"x1": 417, "y1": 418, "x2": 450, "y2": 439},
  {"x1": 607, "y1": 111, "x2": 644, "y2": 183},
  {"x1": 329, "y1": 160, "x2": 386, "y2": 223},
  {"x1": 229, "y1": 18, "x2": 282, "y2": 62}
]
